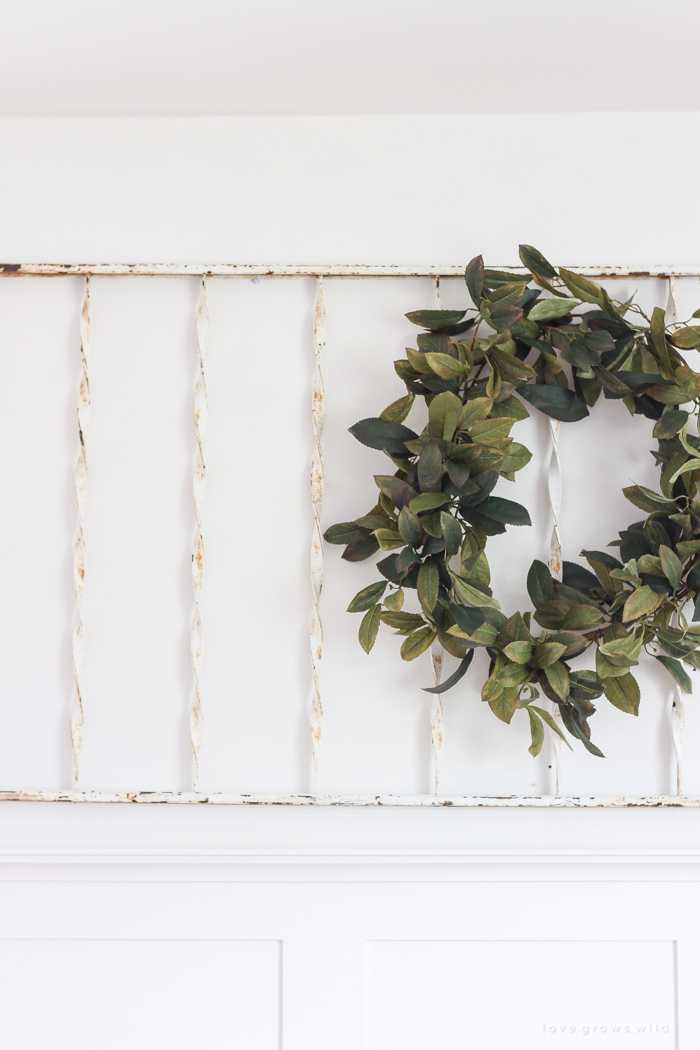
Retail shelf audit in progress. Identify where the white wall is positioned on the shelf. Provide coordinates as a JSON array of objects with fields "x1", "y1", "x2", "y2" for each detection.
[{"x1": 1, "y1": 113, "x2": 700, "y2": 853}]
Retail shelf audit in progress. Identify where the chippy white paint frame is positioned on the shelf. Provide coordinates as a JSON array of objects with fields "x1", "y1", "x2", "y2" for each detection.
[{"x1": 1, "y1": 261, "x2": 697, "y2": 807}]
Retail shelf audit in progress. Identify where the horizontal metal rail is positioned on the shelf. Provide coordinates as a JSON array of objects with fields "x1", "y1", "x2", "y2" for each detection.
[
  {"x1": 1, "y1": 263, "x2": 700, "y2": 279},
  {"x1": 0, "y1": 791, "x2": 697, "y2": 807}
]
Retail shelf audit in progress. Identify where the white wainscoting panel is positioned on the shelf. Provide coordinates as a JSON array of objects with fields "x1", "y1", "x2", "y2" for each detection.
[{"x1": 0, "y1": 851, "x2": 696, "y2": 1049}]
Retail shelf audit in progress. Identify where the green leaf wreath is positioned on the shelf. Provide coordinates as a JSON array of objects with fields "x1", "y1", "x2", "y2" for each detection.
[{"x1": 325, "y1": 245, "x2": 700, "y2": 759}]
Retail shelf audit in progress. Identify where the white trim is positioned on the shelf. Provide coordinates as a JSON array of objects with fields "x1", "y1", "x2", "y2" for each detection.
[{"x1": 1, "y1": 262, "x2": 699, "y2": 278}]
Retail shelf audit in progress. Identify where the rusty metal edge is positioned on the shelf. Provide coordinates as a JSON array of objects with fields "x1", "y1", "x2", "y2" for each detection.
[
  {"x1": 2, "y1": 264, "x2": 700, "y2": 278},
  {"x1": 0, "y1": 791, "x2": 698, "y2": 806}
]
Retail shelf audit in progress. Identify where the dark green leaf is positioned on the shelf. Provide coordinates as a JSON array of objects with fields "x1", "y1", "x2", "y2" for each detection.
[
  {"x1": 517, "y1": 385, "x2": 589, "y2": 422},
  {"x1": 401, "y1": 625, "x2": 435, "y2": 661},
  {"x1": 653, "y1": 410, "x2": 689, "y2": 439},
  {"x1": 604, "y1": 673, "x2": 640, "y2": 715},
  {"x1": 450, "y1": 603, "x2": 486, "y2": 636},
  {"x1": 417, "y1": 559, "x2": 439, "y2": 613},
  {"x1": 359, "y1": 604, "x2": 382, "y2": 653},
  {"x1": 569, "y1": 670, "x2": 605, "y2": 701},
  {"x1": 398, "y1": 505, "x2": 422, "y2": 548},
  {"x1": 342, "y1": 535, "x2": 380, "y2": 561},
  {"x1": 489, "y1": 689, "x2": 517, "y2": 723},
  {"x1": 441, "y1": 512, "x2": 463, "y2": 557},
  {"x1": 465, "y1": 255, "x2": 484, "y2": 307},
  {"x1": 528, "y1": 298, "x2": 580, "y2": 321},
  {"x1": 347, "y1": 580, "x2": 387, "y2": 612},
  {"x1": 519, "y1": 244, "x2": 558, "y2": 279},
  {"x1": 406, "y1": 309, "x2": 467, "y2": 332},
  {"x1": 659, "y1": 544, "x2": 682, "y2": 590},
  {"x1": 530, "y1": 705, "x2": 574, "y2": 750},
  {"x1": 558, "y1": 268, "x2": 602, "y2": 305},
  {"x1": 476, "y1": 496, "x2": 531, "y2": 527},
  {"x1": 324, "y1": 522, "x2": 369, "y2": 545},
  {"x1": 422, "y1": 649, "x2": 475, "y2": 694},
  {"x1": 410, "y1": 492, "x2": 451, "y2": 514},
  {"x1": 527, "y1": 559, "x2": 555, "y2": 607},
  {"x1": 349, "y1": 417, "x2": 418, "y2": 455},
  {"x1": 527, "y1": 707, "x2": 545, "y2": 757},
  {"x1": 655, "y1": 655, "x2": 693, "y2": 693},
  {"x1": 380, "y1": 393, "x2": 415, "y2": 423}
]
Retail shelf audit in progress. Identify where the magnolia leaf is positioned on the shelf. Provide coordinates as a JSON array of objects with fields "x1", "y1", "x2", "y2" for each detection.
[
  {"x1": 375, "y1": 529, "x2": 406, "y2": 550},
  {"x1": 558, "y1": 268, "x2": 602, "y2": 304},
  {"x1": 400, "y1": 625, "x2": 436, "y2": 661},
  {"x1": 347, "y1": 580, "x2": 387, "y2": 613},
  {"x1": 604, "y1": 672, "x2": 640, "y2": 715},
  {"x1": 622, "y1": 585, "x2": 663, "y2": 622},
  {"x1": 670, "y1": 326, "x2": 700, "y2": 349},
  {"x1": 384, "y1": 588, "x2": 404, "y2": 611},
  {"x1": 417, "y1": 559, "x2": 439, "y2": 613},
  {"x1": 527, "y1": 707, "x2": 545, "y2": 756},
  {"x1": 358, "y1": 604, "x2": 382, "y2": 653},
  {"x1": 324, "y1": 522, "x2": 369, "y2": 545},
  {"x1": 380, "y1": 393, "x2": 415, "y2": 423},
  {"x1": 398, "y1": 505, "x2": 422, "y2": 548},
  {"x1": 519, "y1": 244, "x2": 558, "y2": 279},
  {"x1": 422, "y1": 649, "x2": 475, "y2": 694},
  {"x1": 428, "y1": 390, "x2": 462, "y2": 441},
  {"x1": 530, "y1": 705, "x2": 574, "y2": 750},
  {"x1": 517, "y1": 385, "x2": 589, "y2": 422},
  {"x1": 532, "y1": 641, "x2": 567, "y2": 667},
  {"x1": 504, "y1": 640, "x2": 533, "y2": 664},
  {"x1": 545, "y1": 661, "x2": 570, "y2": 700},
  {"x1": 489, "y1": 688, "x2": 517, "y2": 724},
  {"x1": 450, "y1": 572, "x2": 500, "y2": 609},
  {"x1": 655, "y1": 655, "x2": 693, "y2": 693},
  {"x1": 659, "y1": 544, "x2": 682, "y2": 591},
  {"x1": 468, "y1": 416, "x2": 517, "y2": 444},
  {"x1": 457, "y1": 396, "x2": 493, "y2": 430},
  {"x1": 425, "y1": 352, "x2": 465, "y2": 379},
  {"x1": 441, "y1": 512, "x2": 463, "y2": 557},
  {"x1": 465, "y1": 255, "x2": 484, "y2": 307},
  {"x1": 527, "y1": 560, "x2": 555, "y2": 608},
  {"x1": 450, "y1": 603, "x2": 487, "y2": 636},
  {"x1": 349, "y1": 417, "x2": 418, "y2": 455},
  {"x1": 653, "y1": 410, "x2": 689, "y2": 439},
  {"x1": 528, "y1": 298, "x2": 580, "y2": 321},
  {"x1": 622, "y1": 484, "x2": 678, "y2": 515},
  {"x1": 409, "y1": 492, "x2": 451, "y2": 514},
  {"x1": 405, "y1": 309, "x2": 467, "y2": 331}
]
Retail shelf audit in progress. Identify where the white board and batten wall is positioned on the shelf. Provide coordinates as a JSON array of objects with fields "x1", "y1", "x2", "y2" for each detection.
[{"x1": 0, "y1": 114, "x2": 699, "y2": 1047}]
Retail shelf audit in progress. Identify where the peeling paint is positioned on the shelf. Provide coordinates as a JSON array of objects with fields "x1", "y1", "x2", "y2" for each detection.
[
  {"x1": 310, "y1": 277, "x2": 326, "y2": 794},
  {"x1": 1, "y1": 263, "x2": 700, "y2": 279},
  {"x1": 70, "y1": 277, "x2": 91, "y2": 786},
  {"x1": 547, "y1": 418, "x2": 564, "y2": 796},
  {"x1": 0, "y1": 790, "x2": 697, "y2": 807}
]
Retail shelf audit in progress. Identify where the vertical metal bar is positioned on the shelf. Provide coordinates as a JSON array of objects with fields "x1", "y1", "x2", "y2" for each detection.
[
  {"x1": 310, "y1": 277, "x2": 326, "y2": 795},
  {"x1": 548, "y1": 417, "x2": 564, "y2": 795},
  {"x1": 71, "y1": 276, "x2": 91, "y2": 786},
  {"x1": 666, "y1": 276, "x2": 686, "y2": 797},
  {"x1": 429, "y1": 276, "x2": 445, "y2": 794},
  {"x1": 190, "y1": 276, "x2": 209, "y2": 790}
]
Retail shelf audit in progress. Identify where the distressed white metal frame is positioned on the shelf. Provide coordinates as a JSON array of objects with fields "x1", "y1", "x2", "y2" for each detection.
[{"x1": 1, "y1": 261, "x2": 699, "y2": 807}]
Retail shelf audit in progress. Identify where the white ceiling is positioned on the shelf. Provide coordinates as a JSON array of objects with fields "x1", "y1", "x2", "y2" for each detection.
[{"x1": 0, "y1": 0, "x2": 699, "y2": 116}]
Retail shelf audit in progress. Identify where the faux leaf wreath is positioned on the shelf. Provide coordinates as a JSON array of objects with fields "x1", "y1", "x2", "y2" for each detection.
[{"x1": 325, "y1": 245, "x2": 700, "y2": 759}]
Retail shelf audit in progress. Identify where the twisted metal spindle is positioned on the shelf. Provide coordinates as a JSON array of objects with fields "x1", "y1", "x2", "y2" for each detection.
[
  {"x1": 71, "y1": 276, "x2": 91, "y2": 786},
  {"x1": 190, "y1": 276, "x2": 209, "y2": 790},
  {"x1": 548, "y1": 417, "x2": 564, "y2": 795},
  {"x1": 429, "y1": 276, "x2": 445, "y2": 794},
  {"x1": 666, "y1": 275, "x2": 686, "y2": 797},
  {"x1": 310, "y1": 277, "x2": 326, "y2": 795}
]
